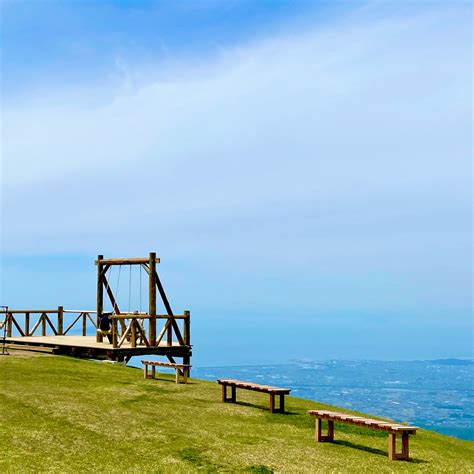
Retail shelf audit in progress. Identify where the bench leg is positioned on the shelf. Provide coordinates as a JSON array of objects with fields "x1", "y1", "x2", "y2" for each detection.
[
  {"x1": 269, "y1": 394, "x2": 275, "y2": 413},
  {"x1": 144, "y1": 364, "x2": 148, "y2": 379},
  {"x1": 315, "y1": 418, "x2": 334, "y2": 442},
  {"x1": 401, "y1": 432, "x2": 409, "y2": 460},
  {"x1": 388, "y1": 432, "x2": 410, "y2": 461},
  {"x1": 327, "y1": 420, "x2": 334, "y2": 441},
  {"x1": 388, "y1": 433, "x2": 396, "y2": 460},
  {"x1": 222, "y1": 384, "x2": 236, "y2": 402},
  {"x1": 279, "y1": 394, "x2": 285, "y2": 413},
  {"x1": 152, "y1": 366, "x2": 156, "y2": 379},
  {"x1": 175, "y1": 369, "x2": 179, "y2": 384}
]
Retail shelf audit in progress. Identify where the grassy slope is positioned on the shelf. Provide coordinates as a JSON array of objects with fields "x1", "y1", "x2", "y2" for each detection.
[{"x1": 1, "y1": 353, "x2": 473, "y2": 473}]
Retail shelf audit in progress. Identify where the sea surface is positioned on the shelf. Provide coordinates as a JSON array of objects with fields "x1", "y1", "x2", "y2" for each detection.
[{"x1": 133, "y1": 358, "x2": 474, "y2": 441}]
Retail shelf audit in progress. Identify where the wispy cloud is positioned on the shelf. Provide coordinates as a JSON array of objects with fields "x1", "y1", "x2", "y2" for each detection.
[{"x1": 1, "y1": 3, "x2": 471, "y2": 342}]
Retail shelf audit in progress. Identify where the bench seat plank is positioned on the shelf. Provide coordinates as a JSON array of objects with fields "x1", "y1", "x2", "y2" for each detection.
[{"x1": 141, "y1": 360, "x2": 191, "y2": 369}]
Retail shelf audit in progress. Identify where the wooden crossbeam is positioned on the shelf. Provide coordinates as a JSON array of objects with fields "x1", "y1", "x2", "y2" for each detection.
[
  {"x1": 135, "y1": 321, "x2": 150, "y2": 347},
  {"x1": 44, "y1": 314, "x2": 58, "y2": 335},
  {"x1": 28, "y1": 316, "x2": 43, "y2": 336},
  {"x1": 103, "y1": 275, "x2": 120, "y2": 314},
  {"x1": 96, "y1": 257, "x2": 160, "y2": 265},
  {"x1": 10, "y1": 315, "x2": 25, "y2": 337}
]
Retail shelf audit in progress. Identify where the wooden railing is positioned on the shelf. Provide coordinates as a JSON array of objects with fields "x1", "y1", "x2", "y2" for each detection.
[
  {"x1": 1, "y1": 308, "x2": 191, "y2": 350},
  {"x1": 107, "y1": 312, "x2": 190, "y2": 349},
  {"x1": 0, "y1": 308, "x2": 97, "y2": 337}
]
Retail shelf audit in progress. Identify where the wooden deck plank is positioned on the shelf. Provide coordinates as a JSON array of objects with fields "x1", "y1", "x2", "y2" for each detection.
[{"x1": 5, "y1": 335, "x2": 183, "y2": 351}]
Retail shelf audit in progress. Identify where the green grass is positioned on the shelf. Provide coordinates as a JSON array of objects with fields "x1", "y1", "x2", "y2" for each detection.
[{"x1": 1, "y1": 352, "x2": 473, "y2": 473}]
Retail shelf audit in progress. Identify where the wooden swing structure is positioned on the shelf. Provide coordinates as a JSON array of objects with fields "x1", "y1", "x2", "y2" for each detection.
[{"x1": 1, "y1": 253, "x2": 192, "y2": 366}]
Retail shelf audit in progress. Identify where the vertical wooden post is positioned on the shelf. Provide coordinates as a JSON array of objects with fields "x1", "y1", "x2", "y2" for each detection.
[
  {"x1": 388, "y1": 433, "x2": 397, "y2": 460},
  {"x1": 184, "y1": 310, "x2": 190, "y2": 345},
  {"x1": 25, "y1": 312, "x2": 30, "y2": 336},
  {"x1": 41, "y1": 313, "x2": 46, "y2": 336},
  {"x1": 166, "y1": 316, "x2": 172, "y2": 346},
  {"x1": 6, "y1": 313, "x2": 12, "y2": 337},
  {"x1": 183, "y1": 310, "x2": 191, "y2": 377},
  {"x1": 231, "y1": 385, "x2": 236, "y2": 402},
  {"x1": 57, "y1": 306, "x2": 64, "y2": 335},
  {"x1": 131, "y1": 320, "x2": 137, "y2": 348},
  {"x1": 144, "y1": 363, "x2": 148, "y2": 379},
  {"x1": 112, "y1": 317, "x2": 118, "y2": 348},
  {"x1": 221, "y1": 384, "x2": 227, "y2": 402},
  {"x1": 269, "y1": 393, "x2": 275, "y2": 413},
  {"x1": 96, "y1": 255, "x2": 104, "y2": 342},
  {"x1": 82, "y1": 313, "x2": 87, "y2": 336},
  {"x1": 148, "y1": 252, "x2": 157, "y2": 346}
]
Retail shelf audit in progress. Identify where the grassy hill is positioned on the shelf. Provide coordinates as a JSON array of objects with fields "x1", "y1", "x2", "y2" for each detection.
[{"x1": 1, "y1": 352, "x2": 473, "y2": 473}]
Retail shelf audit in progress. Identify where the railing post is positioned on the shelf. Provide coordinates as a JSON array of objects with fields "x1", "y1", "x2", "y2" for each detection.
[
  {"x1": 112, "y1": 317, "x2": 118, "y2": 348},
  {"x1": 57, "y1": 306, "x2": 64, "y2": 335},
  {"x1": 41, "y1": 313, "x2": 46, "y2": 336},
  {"x1": 25, "y1": 312, "x2": 30, "y2": 336},
  {"x1": 6, "y1": 313, "x2": 12, "y2": 337},
  {"x1": 96, "y1": 255, "x2": 104, "y2": 342},
  {"x1": 184, "y1": 310, "x2": 190, "y2": 346},
  {"x1": 183, "y1": 310, "x2": 191, "y2": 378},
  {"x1": 82, "y1": 313, "x2": 87, "y2": 336},
  {"x1": 131, "y1": 319, "x2": 137, "y2": 348},
  {"x1": 167, "y1": 315, "x2": 172, "y2": 346},
  {"x1": 149, "y1": 252, "x2": 157, "y2": 346}
]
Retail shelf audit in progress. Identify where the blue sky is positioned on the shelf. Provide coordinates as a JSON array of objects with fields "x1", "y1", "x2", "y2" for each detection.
[{"x1": 1, "y1": 1, "x2": 472, "y2": 365}]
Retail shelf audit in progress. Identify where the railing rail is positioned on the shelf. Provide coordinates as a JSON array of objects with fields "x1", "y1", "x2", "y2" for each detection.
[{"x1": 0, "y1": 307, "x2": 97, "y2": 337}]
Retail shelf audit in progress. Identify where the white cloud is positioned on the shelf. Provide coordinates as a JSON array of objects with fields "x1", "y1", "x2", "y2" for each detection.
[{"x1": 1, "y1": 3, "x2": 470, "y2": 268}]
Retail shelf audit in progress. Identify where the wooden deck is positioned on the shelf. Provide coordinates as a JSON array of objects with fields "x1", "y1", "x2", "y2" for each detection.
[{"x1": 5, "y1": 335, "x2": 191, "y2": 362}]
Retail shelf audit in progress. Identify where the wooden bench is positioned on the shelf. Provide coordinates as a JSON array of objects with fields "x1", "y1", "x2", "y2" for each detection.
[
  {"x1": 217, "y1": 379, "x2": 291, "y2": 414},
  {"x1": 142, "y1": 360, "x2": 191, "y2": 384},
  {"x1": 308, "y1": 410, "x2": 417, "y2": 461}
]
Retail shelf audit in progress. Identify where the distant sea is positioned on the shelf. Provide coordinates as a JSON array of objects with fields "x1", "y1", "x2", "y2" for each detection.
[{"x1": 132, "y1": 358, "x2": 474, "y2": 441}]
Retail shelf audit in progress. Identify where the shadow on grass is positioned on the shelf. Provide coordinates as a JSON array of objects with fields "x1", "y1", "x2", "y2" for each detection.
[
  {"x1": 230, "y1": 400, "x2": 299, "y2": 416},
  {"x1": 144, "y1": 377, "x2": 197, "y2": 385},
  {"x1": 333, "y1": 440, "x2": 428, "y2": 464}
]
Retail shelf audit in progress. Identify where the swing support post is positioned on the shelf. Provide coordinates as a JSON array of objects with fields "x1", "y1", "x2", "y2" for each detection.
[
  {"x1": 148, "y1": 252, "x2": 157, "y2": 346},
  {"x1": 96, "y1": 255, "x2": 104, "y2": 342}
]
